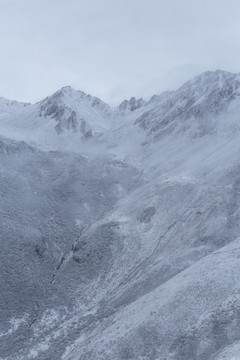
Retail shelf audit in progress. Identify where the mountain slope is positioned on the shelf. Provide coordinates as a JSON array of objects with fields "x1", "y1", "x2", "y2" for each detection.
[
  {"x1": 0, "y1": 87, "x2": 112, "y2": 151},
  {"x1": 39, "y1": 86, "x2": 112, "y2": 134},
  {"x1": 1, "y1": 70, "x2": 240, "y2": 359}
]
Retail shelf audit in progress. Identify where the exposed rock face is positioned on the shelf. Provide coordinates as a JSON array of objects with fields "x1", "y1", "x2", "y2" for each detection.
[{"x1": 118, "y1": 97, "x2": 146, "y2": 112}]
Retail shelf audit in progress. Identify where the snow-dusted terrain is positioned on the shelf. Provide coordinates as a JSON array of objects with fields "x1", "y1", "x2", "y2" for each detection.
[{"x1": 1, "y1": 70, "x2": 240, "y2": 359}]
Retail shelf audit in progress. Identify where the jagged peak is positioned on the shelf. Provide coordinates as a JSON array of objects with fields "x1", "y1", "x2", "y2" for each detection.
[{"x1": 118, "y1": 96, "x2": 146, "y2": 112}]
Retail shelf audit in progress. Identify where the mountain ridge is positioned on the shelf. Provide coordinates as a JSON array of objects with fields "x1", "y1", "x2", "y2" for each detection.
[
  {"x1": 0, "y1": 69, "x2": 239, "y2": 151},
  {"x1": 2, "y1": 69, "x2": 238, "y2": 108},
  {"x1": 1, "y1": 69, "x2": 240, "y2": 359}
]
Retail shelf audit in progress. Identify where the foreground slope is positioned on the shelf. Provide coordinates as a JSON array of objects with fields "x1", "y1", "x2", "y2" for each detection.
[{"x1": 1, "y1": 70, "x2": 240, "y2": 359}]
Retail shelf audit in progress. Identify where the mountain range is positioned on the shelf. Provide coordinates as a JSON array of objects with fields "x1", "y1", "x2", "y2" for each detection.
[{"x1": 1, "y1": 70, "x2": 240, "y2": 359}]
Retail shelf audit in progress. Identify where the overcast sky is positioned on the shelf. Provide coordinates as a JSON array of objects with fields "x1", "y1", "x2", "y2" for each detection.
[{"x1": 0, "y1": 0, "x2": 240, "y2": 105}]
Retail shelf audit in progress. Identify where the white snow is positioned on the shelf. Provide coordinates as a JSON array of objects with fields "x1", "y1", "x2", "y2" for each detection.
[{"x1": 2, "y1": 70, "x2": 240, "y2": 359}]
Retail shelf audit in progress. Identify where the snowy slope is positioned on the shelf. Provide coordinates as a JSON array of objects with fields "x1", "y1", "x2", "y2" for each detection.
[
  {"x1": 1, "y1": 70, "x2": 240, "y2": 359},
  {"x1": 39, "y1": 86, "x2": 112, "y2": 134},
  {"x1": 0, "y1": 87, "x2": 112, "y2": 151},
  {"x1": 135, "y1": 70, "x2": 240, "y2": 139}
]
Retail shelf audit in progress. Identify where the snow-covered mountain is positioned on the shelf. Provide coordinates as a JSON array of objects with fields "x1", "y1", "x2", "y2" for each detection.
[
  {"x1": 135, "y1": 70, "x2": 240, "y2": 138},
  {"x1": 0, "y1": 86, "x2": 112, "y2": 150},
  {"x1": 2, "y1": 70, "x2": 240, "y2": 359},
  {"x1": 39, "y1": 86, "x2": 112, "y2": 134}
]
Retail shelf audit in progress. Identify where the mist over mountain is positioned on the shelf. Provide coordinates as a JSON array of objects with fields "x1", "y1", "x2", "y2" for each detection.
[{"x1": 1, "y1": 70, "x2": 240, "y2": 359}]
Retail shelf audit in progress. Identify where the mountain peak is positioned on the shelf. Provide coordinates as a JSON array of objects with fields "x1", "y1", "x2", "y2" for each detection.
[
  {"x1": 135, "y1": 69, "x2": 240, "y2": 138},
  {"x1": 181, "y1": 69, "x2": 240, "y2": 94},
  {"x1": 60, "y1": 85, "x2": 73, "y2": 91},
  {"x1": 56, "y1": 85, "x2": 76, "y2": 96},
  {"x1": 37, "y1": 86, "x2": 111, "y2": 135}
]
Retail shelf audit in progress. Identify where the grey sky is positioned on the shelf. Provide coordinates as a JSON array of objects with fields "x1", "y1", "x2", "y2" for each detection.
[{"x1": 0, "y1": 0, "x2": 240, "y2": 105}]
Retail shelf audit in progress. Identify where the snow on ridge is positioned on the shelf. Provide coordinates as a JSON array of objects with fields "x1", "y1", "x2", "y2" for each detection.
[
  {"x1": 134, "y1": 69, "x2": 240, "y2": 139},
  {"x1": 2, "y1": 70, "x2": 240, "y2": 359},
  {"x1": 0, "y1": 69, "x2": 240, "y2": 154}
]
